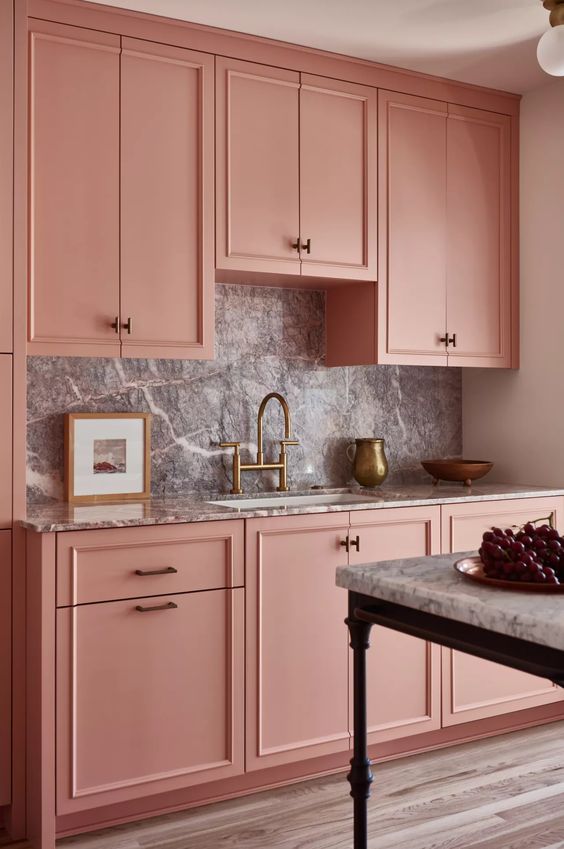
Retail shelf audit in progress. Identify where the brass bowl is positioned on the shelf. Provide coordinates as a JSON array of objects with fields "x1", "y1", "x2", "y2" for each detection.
[{"x1": 421, "y1": 459, "x2": 494, "y2": 487}]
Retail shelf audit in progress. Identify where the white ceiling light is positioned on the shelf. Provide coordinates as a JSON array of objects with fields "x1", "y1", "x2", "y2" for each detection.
[{"x1": 538, "y1": 0, "x2": 564, "y2": 75}]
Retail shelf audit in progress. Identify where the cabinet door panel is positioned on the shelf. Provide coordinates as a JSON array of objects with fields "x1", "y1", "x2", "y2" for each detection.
[
  {"x1": 56, "y1": 589, "x2": 244, "y2": 813},
  {"x1": 441, "y1": 498, "x2": 564, "y2": 725},
  {"x1": 446, "y1": 106, "x2": 511, "y2": 367},
  {"x1": 0, "y1": 0, "x2": 12, "y2": 353},
  {"x1": 121, "y1": 39, "x2": 214, "y2": 359},
  {"x1": 0, "y1": 356, "x2": 11, "y2": 529},
  {"x1": 28, "y1": 21, "x2": 120, "y2": 357},
  {"x1": 349, "y1": 507, "x2": 441, "y2": 744},
  {"x1": 246, "y1": 514, "x2": 350, "y2": 770},
  {"x1": 300, "y1": 75, "x2": 376, "y2": 280},
  {"x1": 216, "y1": 57, "x2": 300, "y2": 276},
  {"x1": 0, "y1": 531, "x2": 11, "y2": 805},
  {"x1": 378, "y1": 90, "x2": 448, "y2": 365}
]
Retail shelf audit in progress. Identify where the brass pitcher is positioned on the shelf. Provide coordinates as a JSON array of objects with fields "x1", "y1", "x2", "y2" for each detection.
[{"x1": 346, "y1": 438, "x2": 389, "y2": 487}]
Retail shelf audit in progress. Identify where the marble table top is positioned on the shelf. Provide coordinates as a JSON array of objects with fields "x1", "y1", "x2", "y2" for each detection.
[
  {"x1": 337, "y1": 551, "x2": 564, "y2": 652},
  {"x1": 21, "y1": 483, "x2": 564, "y2": 533}
]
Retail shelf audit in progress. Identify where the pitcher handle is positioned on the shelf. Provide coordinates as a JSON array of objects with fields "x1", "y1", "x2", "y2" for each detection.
[{"x1": 346, "y1": 443, "x2": 356, "y2": 463}]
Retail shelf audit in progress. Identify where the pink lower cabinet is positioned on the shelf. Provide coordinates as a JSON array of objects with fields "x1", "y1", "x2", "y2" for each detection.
[
  {"x1": 54, "y1": 520, "x2": 245, "y2": 814},
  {"x1": 245, "y1": 514, "x2": 351, "y2": 770},
  {"x1": 441, "y1": 497, "x2": 564, "y2": 725},
  {"x1": 349, "y1": 507, "x2": 442, "y2": 744},
  {"x1": 0, "y1": 355, "x2": 12, "y2": 529},
  {"x1": 0, "y1": 531, "x2": 11, "y2": 805}
]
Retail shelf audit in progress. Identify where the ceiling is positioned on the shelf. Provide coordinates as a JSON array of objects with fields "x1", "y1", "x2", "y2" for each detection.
[{"x1": 84, "y1": 0, "x2": 552, "y2": 94}]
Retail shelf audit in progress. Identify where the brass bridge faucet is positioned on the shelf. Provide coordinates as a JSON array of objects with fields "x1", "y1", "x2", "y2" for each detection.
[{"x1": 220, "y1": 393, "x2": 299, "y2": 494}]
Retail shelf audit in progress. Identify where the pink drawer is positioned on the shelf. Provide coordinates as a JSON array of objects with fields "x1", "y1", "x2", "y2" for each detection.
[{"x1": 56, "y1": 520, "x2": 244, "y2": 606}]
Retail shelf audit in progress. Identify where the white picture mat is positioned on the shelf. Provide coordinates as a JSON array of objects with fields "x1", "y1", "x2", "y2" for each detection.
[{"x1": 73, "y1": 418, "x2": 146, "y2": 497}]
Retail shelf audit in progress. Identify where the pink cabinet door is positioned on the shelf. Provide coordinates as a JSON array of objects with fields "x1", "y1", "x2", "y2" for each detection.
[
  {"x1": 377, "y1": 90, "x2": 448, "y2": 365},
  {"x1": 0, "y1": 531, "x2": 11, "y2": 805},
  {"x1": 120, "y1": 38, "x2": 214, "y2": 360},
  {"x1": 56, "y1": 588, "x2": 244, "y2": 813},
  {"x1": 0, "y1": 355, "x2": 11, "y2": 529},
  {"x1": 246, "y1": 514, "x2": 351, "y2": 770},
  {"x1": 299, "y1": 75, "x2": 377, "y2": 281},
  {"x1": 441, "y1": 497, "x2": 564, "y2": 725},
  {"x1": 0, "y1": 0, "x2": 12, "y2": 353},
  {"x1": 446, "y1": 106, "x2": 512, "y2": 367},
  {"x1": 28, "y1": 20, "x2": 120, "y2": 357},
  {"x1": 216, "y1": 57, "x2": 301, "y2": 277},
  {"x1": 349, "y1": 507, "x2": 441, "y2": 745}
]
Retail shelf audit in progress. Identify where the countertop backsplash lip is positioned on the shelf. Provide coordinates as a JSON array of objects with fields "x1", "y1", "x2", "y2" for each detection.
[
  {"x1": 27, "y1": 284, "x2": 463, "y2": 505},
  {"x1": 22, "y1": 483, "x2": 564, "y2": 534}
]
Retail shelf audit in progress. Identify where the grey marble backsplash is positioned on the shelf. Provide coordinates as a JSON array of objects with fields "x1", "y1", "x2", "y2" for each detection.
[{"x1": 27, "y1": 284, "x2": 462, "y2": 502}]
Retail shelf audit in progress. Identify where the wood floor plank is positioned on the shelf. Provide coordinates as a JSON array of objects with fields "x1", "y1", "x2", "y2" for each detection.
[{"x1": 12, "y1": 720, "x2": 562, "y2": 849}]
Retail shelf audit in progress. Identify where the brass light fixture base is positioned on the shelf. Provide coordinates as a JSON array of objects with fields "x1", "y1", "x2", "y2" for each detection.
[{"x1": 543, "y1": 0, "x2": 564, "y2": 27}]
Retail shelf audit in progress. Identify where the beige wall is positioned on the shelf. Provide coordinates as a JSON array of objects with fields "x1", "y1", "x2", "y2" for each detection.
[{"x1": 463, "y1": 78, "x2": 564, "y2": 487}]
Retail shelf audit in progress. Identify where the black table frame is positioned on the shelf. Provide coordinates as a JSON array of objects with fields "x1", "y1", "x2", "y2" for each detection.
[{"x1": 346, "y1": 590, "x2": 564, "y2": 849}]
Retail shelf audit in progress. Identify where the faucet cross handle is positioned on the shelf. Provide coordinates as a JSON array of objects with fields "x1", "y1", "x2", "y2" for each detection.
[
  {"x1": 219, "y1": 442, "x2": 242, "y2": 494},
  {"x1": 280, "y1": 439, "x2": 299, "y2": 450},
  {"x1": 219, "y1": 441, "x2": 241, "y2": 452}
]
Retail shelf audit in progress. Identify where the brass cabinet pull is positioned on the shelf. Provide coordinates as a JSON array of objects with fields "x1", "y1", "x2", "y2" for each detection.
[
  {"x1": 135, "y1": 601, "x2": 178, "y2": 613},
  {"x1": 123, "y1": 317, "x2": 133, "y2": 335},
  {"x1": 135, "y1": 566, "x2": 178, "y2": 577},
  {"x1": 439, "y1": 334, "x2": 448, "y2": 346},
  {"x1": 291, "y1": 238, "x2": 311, "y2": 254},
  {"x1": 340, "y1": 535, "x2": 360, "y2": 553},
  {"x1": 448, "y1": 333, "x2": 457, "y2": 348},
  {"x1": 111, "y1": 316, "x2": 119, "y2": 334},
  {"x1": 302, "y1": 238, "x2": 311, "y2": 254},
  {"x1": 291, "y1": 237, "x2": 300, "y2": 252}
]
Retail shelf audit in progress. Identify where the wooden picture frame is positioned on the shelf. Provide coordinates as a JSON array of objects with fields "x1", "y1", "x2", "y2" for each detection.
[{"x1": 64, "y1": 413, "x2": 151, "y2": 503}]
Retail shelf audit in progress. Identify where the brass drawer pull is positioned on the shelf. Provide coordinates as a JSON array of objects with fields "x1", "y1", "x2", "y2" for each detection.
[
  {"x1": 135, "y1": 601, "x2": 178, "y2": 613},
  {"x1": 135, "y1": 566, "x2": 178, "y2": 577}
]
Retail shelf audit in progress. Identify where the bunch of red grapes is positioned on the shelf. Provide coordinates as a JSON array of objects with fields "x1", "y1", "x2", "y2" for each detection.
[{"x1": 479, "y1": 518, "x2": 564, "y2": 585}]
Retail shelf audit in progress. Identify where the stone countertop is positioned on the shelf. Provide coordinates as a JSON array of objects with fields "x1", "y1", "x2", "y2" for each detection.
[
  {"x1": 336, "y1": 551, "x2": 564, "y2": 652},
  {"x1": 20, "y1": 483, "x2": 564, "y2": 533}
]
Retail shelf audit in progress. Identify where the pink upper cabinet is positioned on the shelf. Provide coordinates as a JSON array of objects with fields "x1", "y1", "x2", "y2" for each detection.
[
  {"x1": 0, "y1": 0, "x2": 12, "y2": 353},
  {"x1": 377, "y1": 90, "x2": 448, "y2": 365},
  {"x1": 28, "y1": 20, "x2": 121, "y2": 357},
  {"x1": 446, "y1": 105, "x2": 512, "y2": 367},
  {"x1": 299, "y1": 74, "x2": 377, "y2": 281},
  {"x1": 0, "y1": 356, "x2": 11, "y2": 529},
  {"x1": 216, "y1": 57, "x2": 301, "y2": 277},
  {"x1": 120, "y1": 38, "x2": 214, "y2": 360}
]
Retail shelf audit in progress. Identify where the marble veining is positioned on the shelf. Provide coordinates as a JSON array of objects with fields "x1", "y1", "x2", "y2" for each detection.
[
  {"x1": 337, "y1": 551, "x2": 564, "y2": 652},
  {"x1": 27, "y1": 284, "x2": 462, "y2": 503},
  {"x1": 21, "y1": 483, "x2": 564, "y2": 534}
]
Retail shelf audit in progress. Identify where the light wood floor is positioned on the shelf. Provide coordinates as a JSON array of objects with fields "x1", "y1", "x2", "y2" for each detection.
[{"x1": 9, "y1": 722, "x2": 564, "y2": 849}]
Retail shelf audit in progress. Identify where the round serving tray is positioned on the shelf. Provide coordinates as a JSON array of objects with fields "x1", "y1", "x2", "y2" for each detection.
[{"x1": 454, "y1": 556, "x2": 564, "y2": 593}]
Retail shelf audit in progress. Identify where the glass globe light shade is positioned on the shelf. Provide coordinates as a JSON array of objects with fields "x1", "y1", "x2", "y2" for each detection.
[{"x1": 538, "y1": 26, "x2": 564, "y2": 76}]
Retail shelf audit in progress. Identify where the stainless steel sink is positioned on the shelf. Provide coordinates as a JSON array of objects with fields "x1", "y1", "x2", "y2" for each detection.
[{"x1": 208, "y1": 493, "x2": 384, "y2": 510}]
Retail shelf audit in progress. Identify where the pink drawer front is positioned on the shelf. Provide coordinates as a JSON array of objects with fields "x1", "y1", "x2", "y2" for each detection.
[{"x1": 56, "y1": 520, "x2": 244, "y2": 606}]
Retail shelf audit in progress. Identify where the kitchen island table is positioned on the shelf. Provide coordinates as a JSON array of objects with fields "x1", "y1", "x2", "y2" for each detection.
[{"x1": 337, "y1": 552, "x2": 564, "y2": 849}]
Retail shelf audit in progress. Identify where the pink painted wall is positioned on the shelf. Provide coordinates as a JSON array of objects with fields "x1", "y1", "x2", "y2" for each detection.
[{"x1": 463, "y1": 78, "x2": 564, "y2": 487}]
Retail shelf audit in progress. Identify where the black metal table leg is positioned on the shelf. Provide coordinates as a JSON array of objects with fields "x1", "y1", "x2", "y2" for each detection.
[{"x1": 346, "y1": 592, "x2": 374, "y2": 849}]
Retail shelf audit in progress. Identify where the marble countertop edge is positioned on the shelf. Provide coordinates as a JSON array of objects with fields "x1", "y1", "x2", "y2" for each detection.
[{"x1": 20, "y1": 483, "x2": 564, "y2": 534}]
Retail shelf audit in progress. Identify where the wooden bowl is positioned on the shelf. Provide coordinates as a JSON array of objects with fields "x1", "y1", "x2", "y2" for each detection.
[{"x1": 421, "y1": 459, "x2": 494, "y2": 487}]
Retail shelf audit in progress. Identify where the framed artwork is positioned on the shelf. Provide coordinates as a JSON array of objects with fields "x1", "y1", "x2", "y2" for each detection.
[{"x1": 64, "y1": 413, "x2": 151, "y2": 503}]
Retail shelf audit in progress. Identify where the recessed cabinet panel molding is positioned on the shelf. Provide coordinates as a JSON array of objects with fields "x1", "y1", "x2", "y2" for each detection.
[
  {"x1": 446, "y1": 105, "x2": 512, "y2": 367},
  {"x1": 0, "y1": 531, "x2": 11, "y2": 805},
  {"x1": 0, "y1": 0, "x2": 13, "y2": 353},
  {"x1": 378, "y1": 90, "x2": 448, "y2": 365},
  {"x1": 216, "y1": 57, "x2": 301, "y2": 276},
  {"x1": 28, "y1": 20, "x2": 120, "y2": 357},
  {"x1": 121, "y1": 38, "x2": 214, "y2": 359},
  {"x1": 56, "y1": 588, "x2": 245, "y2": 813},
  {"x1": 441, "y1": 497, "x2": 564, "y2": 726},
  {"x1": 246, "y1": 514, "x2": 351, "y2": 770},
  {"x1": 299, "y1": 74, "x2": 377, "y2": 281},
  {"x1": 349, "y1": 507, "x2": 442, "y2": 745},
  {"x1": 0, "y1": 355, "x2": 12, "y2": 528}
]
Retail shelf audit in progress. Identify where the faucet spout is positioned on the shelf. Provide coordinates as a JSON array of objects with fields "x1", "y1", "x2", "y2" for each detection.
[{"x1": 257, "y1": 392, "x2": 292, "y2": 464}]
